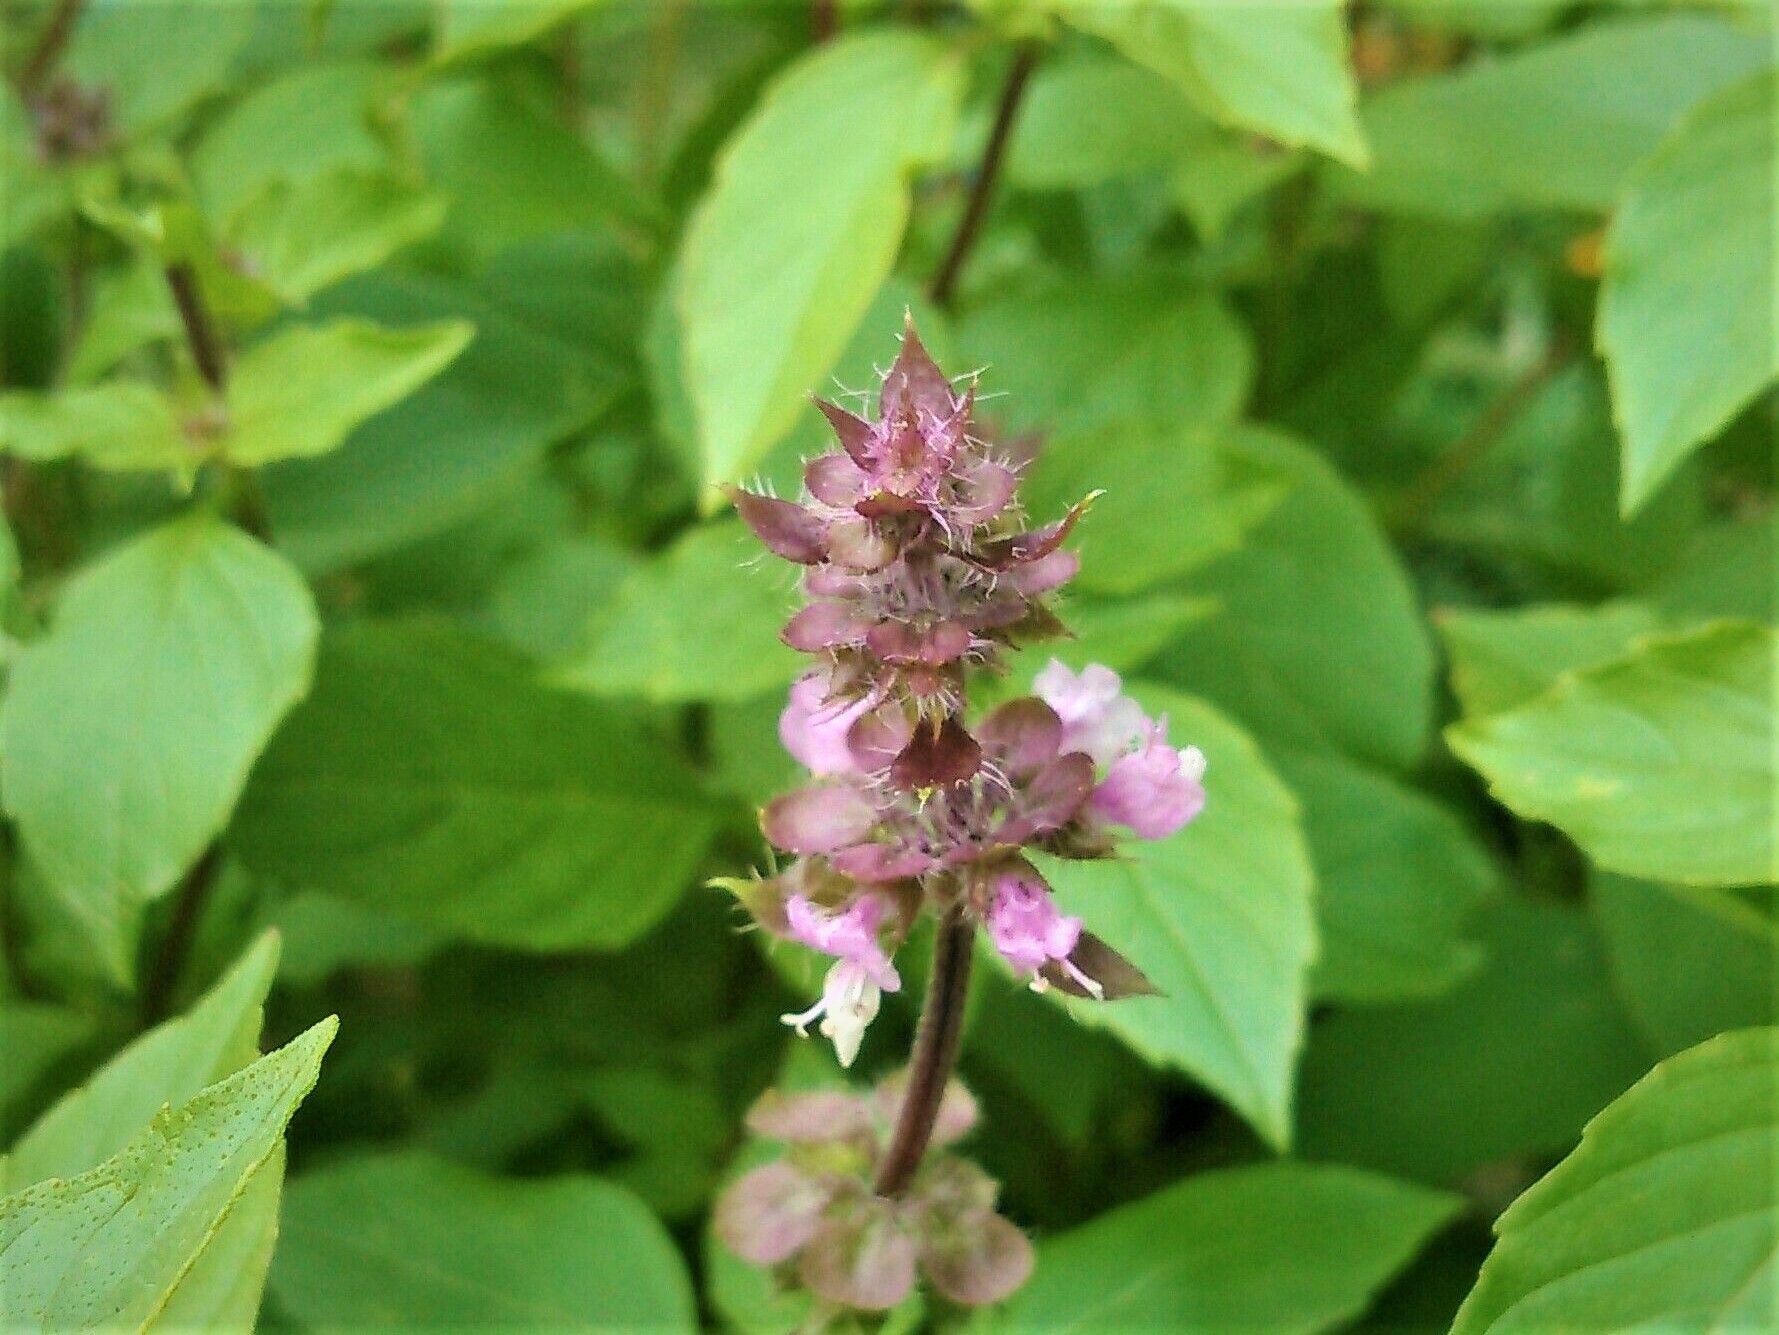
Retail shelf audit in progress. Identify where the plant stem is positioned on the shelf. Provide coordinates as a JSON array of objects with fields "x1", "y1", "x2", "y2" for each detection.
[
  {"x1": 810, "y1": 0, "x2": 838, "y2": 42},
  {"x1": 139, "y1": 845, "x2": 220, "y2": 1025},
  {"x1": 164, "y1": 262, "x2": 227, "y2": 394},
  {"x1": 874, "y1": 909, "x2": 974, "y2": 1197},
  {"x1": 929, "y1": 45, "x2": 1038, "y2": 310},
  {"x1": 1390, "y1": 344, "x2": 1571, "y2": 530},
  {"x1": 18, "y1": 0, "x2": 83, "y2": 95}
]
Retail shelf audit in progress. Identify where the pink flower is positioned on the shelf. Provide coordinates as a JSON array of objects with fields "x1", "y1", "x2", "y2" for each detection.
[
  {"x1": 781, "y1": 893, "x2": 902, "y2": 1066},
  {"x1": 784, "y1": 893, "x2": 901, "y2": 991},
  {"x1": 985, "y1": 870, "x2": 1100, "y2": 997},
  {"x1": 779, "y1": 674, "x2": 871, "y2": 775},
  {"x1": 1032, "y1": 660, "x2": 1147, "y2": 765},
  {"x1": 1091, "y1": 720, "x2": 1207, "y2": 840}
]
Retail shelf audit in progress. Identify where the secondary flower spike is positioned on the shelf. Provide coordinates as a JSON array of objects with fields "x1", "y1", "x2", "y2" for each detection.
[{"x1": 717, "y1": 320, "x2": 1208, "y2": 1319}]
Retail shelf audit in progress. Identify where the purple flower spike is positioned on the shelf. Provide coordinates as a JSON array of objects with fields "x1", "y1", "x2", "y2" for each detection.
[{"x1": 1091, "y1": 721, "x2": 1207, "y2": 840}]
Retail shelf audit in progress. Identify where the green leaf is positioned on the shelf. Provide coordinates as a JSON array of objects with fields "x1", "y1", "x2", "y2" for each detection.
[
  {"x1": 1448, "y1": 622, "x2": 1777, "y2": 887},
  {"x1": 1021, "y1": 423, "x2": 1287, "y2": 595},
  {"x1": 1005, "y1": 56, "x2": 1208, "y2": 188},
  {"x1": 225, "y1": 317, "x2": 471, "y2": 466},
  {"x1": 224, "y1": 171, "x2": 447, "y2": 306},
  {"x1": 679, "y1": 32, "x2": 964, "y2": 492},
  {"x1": 259, "y1": 271, "x2": 618, "y2": 572},
  {"x1": 0, "y1": 1006, "x2": 95, "y2": 1132},
  {"x1": 0, "y1": 382, "x2": 190, "y2": 473},
  {"x1": 0, "y1": 517, "x2": 319, "y2": 981},
  {"x1": 1593, "y1": 873, "x2": 1777, "y2": 1058},
  {"x1": 1, "y1": 933, "x2": 280, "y2": 1191},
  {"x1": 1436, "y1": 600, "x2": 1663, "y2": 719},
  {"x1": 0, "y1": 1017, "x2": 335, "y2": 1333},
  {"x1": 1038, "y1": 683, "x2": 1315, "y2": 1150},
  {"x1": 1153, "y1": 427, "x2": 1435, "y2": 771},
  {"x1": 231, "y1": 621, "x2": 721, "y2": 952},
  {"x1": 1600, "y1": 72, "x2": 1777, "y2": 513},
  {"x1": 1050, "y1": 0, "x2": 1367, "y2": 166},
  {"x1": 63, "y1": 0, "x2": 258, "y2": 136},
  {"x1": 192, "y1": 62, "x2": 391, "y2": 221},
  {"x1": 1650, "y1": 514, "x2": 1776, "y2": 625},
  {"x1": 1335, "y1": 14, "x2": 1770, "y2": 217},
  {"x1": 553, "y1": 520, "x2": 801, "y2": 703},
  {"x1": 1297, "y1": 898, "x2": 1653, "y2": 1184},
  {"x1": 411, "y1": 76, "x2": 658, "y2": 260},
  {"x1": 267, "y1": 1151, "x2": 696, "y2": 1330},
  {"x1": 1452, "y1": 1028, "x2": 1777, "y2": 1335},
  {"x1": 263, "y1": 892, "x2": 445, "y2": 986},
  {"x1": 432, "y1": 0, "x2": 614, "y2": 65},
  {"x1": 1423, "y1": 365, "x2": 1704, "y2": 590},
  {"x1": 1275, "y1": 747, "x2": 1495, "y2": 1005},
  {"x1": 955, "y1": 274, "x2": 1254, "y2": 437},
  {"x1": 998, "y1": 1163, "x2": 1459, "y2": 1332},
  {"x1": 1, "y1": 935, "x2": 289, "y2": 1331}
]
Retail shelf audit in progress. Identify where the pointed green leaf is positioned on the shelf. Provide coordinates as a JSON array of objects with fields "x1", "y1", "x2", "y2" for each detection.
[
  {"x1": 225, "y1": 171, "x2": 447, "y2": 306},
  {"x1": 0, "y1": 1017, "x2": 336, "y2": 1333},
  {"x1": 1436, "y1": 600, "x2": 1664, "y2": 719},
  {"x1": 0, "y1": 518, "x2": 319, "y2": 980},
  {"x1": 1453, "y1": 1028, "x2": 1778, "y2": 1334},
  {"x1": 680, "y1": 32, "x2": 964, "y2": 492},
  {"x1": 268, "y1": 1151, "x2": 696, "y2": 1330},
  {"x1": 225, "y1": 318, "x2": 473, "y2": 466},
  {"x1": 1039, "y1": 684, "x2": 1315, "y2": 1149},
  {"x1": 0, "y1": 382, "x2": 190, "y2": 473},
  {"x1": 1000, "y1": 1163, "x2": 1459, "y2": 1333},
  {"x1": 2, "y1": 933, "x2": 280, "y2": 1191},
  {"x1": 1448, "y1": 622, "x2": 1777, "y2": 887},
  {"x1": 1051, "y1": 0, "x2": 1367, "y2": 166},
  {"x1": 1601, "y1": 72, "x2": 1777, "y2": 514}
]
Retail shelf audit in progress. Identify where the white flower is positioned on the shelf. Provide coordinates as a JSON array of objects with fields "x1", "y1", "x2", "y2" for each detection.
[
  {"x1": 780, "y1": 959, "x2": 883, "y2": 1068},
  {"x1": 1033, "y1": 659, "x2": 1148, "y2": 766}
]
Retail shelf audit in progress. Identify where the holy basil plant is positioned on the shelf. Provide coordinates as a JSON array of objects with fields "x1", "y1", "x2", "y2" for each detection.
[{"x1": 0, "y1": 0, "x2": 1773, "y2": 1331}]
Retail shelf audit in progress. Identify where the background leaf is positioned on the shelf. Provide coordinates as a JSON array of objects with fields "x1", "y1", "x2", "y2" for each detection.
[
  {"x1": 231, "y1": 621, "x2": 721, "y2": 951},
  {"x1": 1452, "y1": 1028, "x2": 1777, "y2": 1334},
  {"x1": 0, "y1": 518, "x2": 318, "y2": 979},
  {"x1": 1039, "y1": 684, "x2": 1315, "y2": 1150},
  {"x1": 680, "y1": 32, "x2": 964, "y2": 491},
  {"x1": 998, "y1": 1162, "x2": 1459, "y2": 1333},
  {"x1": 268, "y1": 1151, "x2": 696, "y2": 1330},
  {"x1": 1600, "y1": 72, "x2": 1777, "y2": 512},
  {"x1": 1448, "y1": 622, "x2": 1776, "y2": 887}
]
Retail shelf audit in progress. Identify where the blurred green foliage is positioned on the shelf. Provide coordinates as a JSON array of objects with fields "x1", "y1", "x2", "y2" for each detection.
[{"x1": 0, "y1": 0, "x2": 1772, "y2": 1330}]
